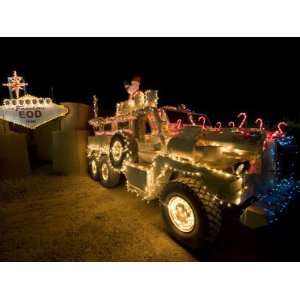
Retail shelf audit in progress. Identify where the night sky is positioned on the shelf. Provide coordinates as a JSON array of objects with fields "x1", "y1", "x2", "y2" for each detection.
[{"x1": 1, "y1": 38, "x2": 299, "y2": 127}]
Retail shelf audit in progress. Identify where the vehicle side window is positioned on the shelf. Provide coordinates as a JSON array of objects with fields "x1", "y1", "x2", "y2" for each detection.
[
  {"x1": 118, "y1": 121, "x2": 129, "y2": 130},
  {"x1": 145, "y1": 120, "x2": 152, "y2": 134},
  {"x1": 104, "y1": 123, "x2": 112, "y2": 131},
  {"x1": 165, "y1": 110, "x2": 191, "y2": 124}
]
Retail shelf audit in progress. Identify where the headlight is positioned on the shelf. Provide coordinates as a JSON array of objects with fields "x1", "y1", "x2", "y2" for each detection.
[{"x1": 233, "y1": 161, "x2": 250, "y2": 176}]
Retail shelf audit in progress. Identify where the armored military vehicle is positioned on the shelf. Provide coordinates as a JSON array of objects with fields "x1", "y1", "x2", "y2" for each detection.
[{"x1": 87, "y1": 88, "x2": 299, "y2": 250}]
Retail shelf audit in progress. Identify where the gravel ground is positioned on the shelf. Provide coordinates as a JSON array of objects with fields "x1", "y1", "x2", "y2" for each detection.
[{"x1": 0, "y1": 166, "x2": 300, "y2": 262}]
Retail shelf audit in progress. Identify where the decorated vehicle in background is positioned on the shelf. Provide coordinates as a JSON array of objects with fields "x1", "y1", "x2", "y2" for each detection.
[{"x1": 86, "y1": 79, "x2": 299, "y2": 250}]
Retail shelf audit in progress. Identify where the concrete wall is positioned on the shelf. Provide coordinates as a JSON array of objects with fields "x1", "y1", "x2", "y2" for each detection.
[
  {"x1": 52, "y1": 103, "x2": 91, "y2": 175},
  {"x1": 60, "y1": 103, "x2": 90, "y2": 131},
  {"x1": 33, "y1": 119, "x2": 60, "y2": 161},
  {"x1": 0, "y1": 132, "x2": 31, "y2": 179},
  {"x1": 52, "y1": 130, "x2": 89, "y2": 174},
  {"x1": 0, "y1": 119, "x2": 10, "y2": 135},
  {"x1": 0, "y1": 102, "x2": 92, "y2": 178}
]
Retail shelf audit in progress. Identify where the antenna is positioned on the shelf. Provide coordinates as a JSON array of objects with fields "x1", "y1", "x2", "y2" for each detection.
[
  {"x1": 50, "y1": 87, "x2": 54, "y2": 100},
  {"x1": 92, "y1": 95, "x2": 99, "y2": 118}
]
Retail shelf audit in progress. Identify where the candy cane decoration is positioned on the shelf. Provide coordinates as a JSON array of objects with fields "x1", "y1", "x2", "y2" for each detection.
[
  {"x1": 228, "y1": 121, "x2": 235, "y2": 128},
  {"x1": 277, "y1": 121, "x2": 288, "y2": 134},
  {"x1": 215, "y1": 121, "x2": 222, "y2": 130},
  {"x1": 255, "y1": 118, "x2": 264, "y2": 130},
  {"x1": 198, "y1": 116, "x2": 206, "y2": 129},
  {"x1": 176, "y1": 119, "x2": 182, "y2": 129},
  {"x1": 271, "y1": 121, "x2": 288, "y2": 139},
  {"x1": 158, "y1": 109, "x2": 168, "y2": 122},
  {"x1": 237, "y1": 112, "x2": 247, "y2": 128},
  {"x1": 189, "y1": 114, "x2": 195, "y2": 125}
]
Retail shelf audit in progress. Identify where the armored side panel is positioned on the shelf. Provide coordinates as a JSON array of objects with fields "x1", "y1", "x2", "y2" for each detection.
[
  {"x1": 125, "y1": 165, "x2": 148, "y2": 192},
  {"x1": 87, "y1": 135, "x2": 112, "y2": 159}
]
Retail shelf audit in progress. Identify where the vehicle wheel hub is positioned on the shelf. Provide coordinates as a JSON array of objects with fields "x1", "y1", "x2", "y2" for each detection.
[
  {"x1": 91, "y1": 160, "x2": 98, "y2": 176},
  {"x1": 101, "y1": 162, "x2": 109, "y2": 181},
  {"x1": 111, "y1": 141, "x2": 123, "y2": 161},
  {"x1": 168, "y1": 196, "x2": 195, "y2": 233}
]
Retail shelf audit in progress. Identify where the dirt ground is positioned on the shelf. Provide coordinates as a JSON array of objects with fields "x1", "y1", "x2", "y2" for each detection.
[{"x1": 0, "y1": 166, "x2": 300, "y2": 262}]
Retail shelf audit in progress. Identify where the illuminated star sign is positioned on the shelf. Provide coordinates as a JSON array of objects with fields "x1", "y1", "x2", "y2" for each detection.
[{"x1": 2, "y1": 70, "x2": 28, "y2": 99}]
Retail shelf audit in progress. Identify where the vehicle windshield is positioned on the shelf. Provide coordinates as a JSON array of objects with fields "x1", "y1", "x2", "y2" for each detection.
[{"x1": 164, "y1": 110, "x2": 192, "y2": 124}]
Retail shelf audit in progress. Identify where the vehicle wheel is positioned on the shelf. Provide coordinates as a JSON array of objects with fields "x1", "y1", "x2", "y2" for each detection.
[
  {"x1": 160, "y1": 177, "x2": 222, "y2": 250},
  {"x1": 99, "y1": 156, "x2": 121, "y2": 188},
  {"x1": 88, "y1": 157, "x2": 99, "y2": 181},
  {"x1": 109, "y1": 133, "x2": 138, "y2": 169}
]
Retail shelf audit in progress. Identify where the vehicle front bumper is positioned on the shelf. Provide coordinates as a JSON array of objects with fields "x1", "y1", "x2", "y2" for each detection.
[{"x1": 240, "y1": 178, "x2": 300, "y2": 229}]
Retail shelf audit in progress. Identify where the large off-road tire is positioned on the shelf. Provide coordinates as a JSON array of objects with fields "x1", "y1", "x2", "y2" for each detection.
[
  {"x1": 88, "y1": 156, "x2": 100, "y2": 181},
  {"x1": 109, "y1": 133, "x2": 138, "y2": 169},
  {"x1": 98, "y1": 156, "x2": 121, "y2": 188},
  {"x1": 160, "y1": 177, "x2": 222, "y2": 250}
]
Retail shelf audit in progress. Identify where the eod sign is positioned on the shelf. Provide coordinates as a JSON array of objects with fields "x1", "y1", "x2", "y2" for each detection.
[
  {"x1": 0, "y1": 94, "x2": 69, "y2": 129},
  {"x1": 19, "y1": 109, "x2": 42, "y2": 118}
]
